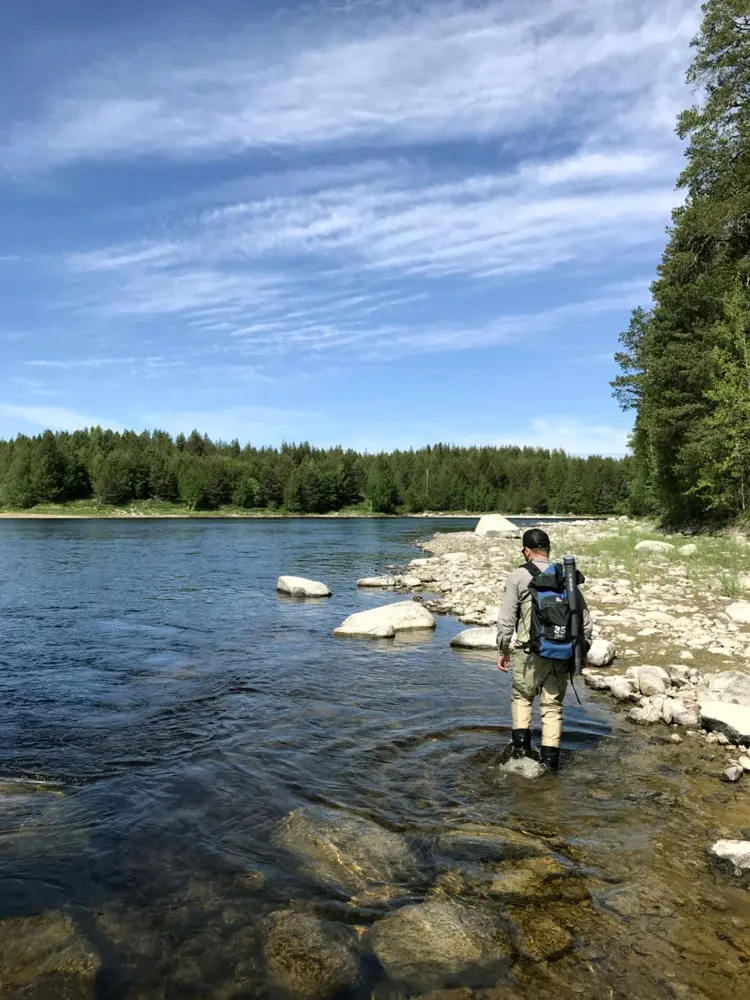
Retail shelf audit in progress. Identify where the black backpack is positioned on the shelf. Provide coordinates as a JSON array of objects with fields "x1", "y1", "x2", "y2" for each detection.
[{"x1": 523, "y1": 562, "x2": 585, "y2": 661}]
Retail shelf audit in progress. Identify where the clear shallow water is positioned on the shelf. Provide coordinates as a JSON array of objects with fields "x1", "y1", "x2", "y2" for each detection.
[{"x1": 4, "y1": 518, "x2": 745, "y2": 1000}]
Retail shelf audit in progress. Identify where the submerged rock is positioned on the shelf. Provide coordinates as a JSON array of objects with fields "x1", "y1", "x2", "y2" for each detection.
[
  {"x1": 586, "y1": 638, "x2": 616, "y2": 667},
  {"x1": 271, "y1": 806, "x2": 422, "y2": 898},
  {"x1": 437, "y1": 823, "x2": 549, "y2": 862},
  {"x1": 367, "y1": 899, "x2": 512, "y2": 989},
  {"x1": 501, "y1": 757, "x2": 546, "y2": 780},
  {"x1": 333, "y1": 601, "x2": 435, "y2": 639},
  {"x1": 706, "y1": 840, "x2": 750, "y2": 888},
  {"x1": 277, "y1": 576, "x2": 332, "y2": 598},
  {"x1": 450, "y1": 626, "x2": 498, "y2": 650},
  {"x1": 487, "y1": 856, "x2": 587, "y2": 905},
  {"x1": 263, "y1": 909, "x2": 360, "y2": 1000},
  {"x1": 505, "y1": 909, "x2": 573, "y2": 961},
  {"x1": 357, "y1": 575, "x2": 397, "y2": 588},
  {"x1": 0, "y1": 911, "x2": 100, "y2": 995}
]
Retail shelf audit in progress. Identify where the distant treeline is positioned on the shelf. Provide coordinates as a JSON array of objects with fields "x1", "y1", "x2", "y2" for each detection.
[{"x1": 0, "y1": 429, "x2": 630, "y2": 515}]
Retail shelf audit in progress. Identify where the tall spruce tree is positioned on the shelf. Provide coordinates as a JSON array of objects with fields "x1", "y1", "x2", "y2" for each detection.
[{"x1": 613, "y1": 0, "x2": 750, "y2": 523}]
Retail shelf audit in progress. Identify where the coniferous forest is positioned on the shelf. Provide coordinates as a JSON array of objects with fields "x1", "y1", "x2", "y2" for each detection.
[
  {"x1": 613, "y1": 0, "x2": 750, "y2": 526},
  {"x1": 0, "y1": 430, "x2": 629, "y2": 515}
]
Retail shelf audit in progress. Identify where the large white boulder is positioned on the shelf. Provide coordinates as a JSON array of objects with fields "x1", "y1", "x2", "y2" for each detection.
[
  {"x1": 700, "y1": 701, "x2": 750, "y2": 744},
  {"x1": 707, "y1": 671, "x2": 750, "y2": 707},
  {"x1": 357, "y1": 576, "x2": 397, "y2": 588},
  {"x1": 450, "y1": 627, "x2": 498, "y2": 650},
  {"x1": 474, "y1": 514, "x2": 520, "y2": 537},
  {"x1": 726, "y1": 602, "x2": 750, "y2": 625},
  {"x1": 277, "y1": 576, "x2": 332, "y2": 598},
  {"x1": 634, "y1": 540, "x2": 675, "y2": 554},
  {"x1": 586, "y1": 638, "x2": 616, "y2": 667},
  {"x1": 333, "y1": 602, "x2": 435, "y2": 639}
]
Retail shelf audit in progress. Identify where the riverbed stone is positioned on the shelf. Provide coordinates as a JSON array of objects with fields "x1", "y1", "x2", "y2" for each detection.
[
  {"x1": 700, "y1": 701, "x2": 750, "y2": 744},
  {"x1": 610, "y1": 676, "x2": 639, "y2": 702},
  {"x1": 586, "y1": 638, "x2": 616, "y2": 667},
  {"x1": 333, "y1": 601, "x2": 435, "y2": 638},
  {"x1": 357, "y1": 576, "x2": 397, "y2": 588},
  {"x1": 0, "y1": 911, "x2": 100, "y2": 993},
  {"x1": 706, "y1": 840, "x2": 750, "y2": 887},
  {"x1": 450, "y1": 626, "x2": 498, "y2": 650},
  {"x1": 721, "y1": 764, "x2": 744, "y2": 783},
  {"x1": 277, "y1": 576, "x2": 331, "y2": 598},
  {"x1": 726, "y1": 601, "x2": 750, "y2": 625},
  {"x1": 628, "y1": 702, "x2": 662, "y2": 725},
  {"x1": 634, "y1": 666, "x2": 667, "y2": 697},
  {"x1": 367, "y1": 899, "x2": 512, "y2": 989},
  {"x1": 271, "y1": 806, "x2": 421, "y2": 898},
  {"x1": 582, "y1": 670, "x2": 611, "y2": 692},
  {"x1": 263, "y1": 909, "x2": 360, "y2": 1000},
  {"x1": 634, "y1": 540, "x2": 675, "y2": 554}
]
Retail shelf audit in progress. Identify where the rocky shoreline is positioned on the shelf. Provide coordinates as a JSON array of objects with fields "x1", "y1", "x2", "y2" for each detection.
[{"x1": 354, "y1": 518, "x2": 750, "y2": 789}]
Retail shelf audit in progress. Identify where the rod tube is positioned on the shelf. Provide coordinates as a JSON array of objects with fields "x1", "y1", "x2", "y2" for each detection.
[{"x1": 563, "y1": 555, "x2": 583, "y2": 673}]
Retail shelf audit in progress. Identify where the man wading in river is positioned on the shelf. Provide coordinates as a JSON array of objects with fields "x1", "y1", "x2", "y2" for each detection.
[{"x1": 496, "y1": 528, "x2": 592, "y2": 773}]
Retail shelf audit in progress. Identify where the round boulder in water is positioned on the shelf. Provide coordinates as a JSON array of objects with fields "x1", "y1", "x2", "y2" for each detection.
[
  {"x1": 277, "y1": 576, "x2": 331, "y2": 598},
  {"x1": 333, "y1": 601, "x2": 435, "y2": 639},
  {"x1": 263, "y1": 909, "x2": 360, "y2": 1000},
  {"x1": 450, "y1": 626, "x2": 498, "y2": 650},
  {"x1": 271, "y1": 806, "x2": 422, "y2": 899},
  {"x1": 366, "y1": 899, "x2": 512, "y2": 989}
]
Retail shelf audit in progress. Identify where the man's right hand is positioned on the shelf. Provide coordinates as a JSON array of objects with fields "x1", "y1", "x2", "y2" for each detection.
[{"x1": 497, "y1": 653, "x2": 511, "y2": 672}]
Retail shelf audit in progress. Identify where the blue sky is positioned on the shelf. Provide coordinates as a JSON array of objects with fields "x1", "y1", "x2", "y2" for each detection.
[{"x1": 0, "y1": 0, "x2": 700, "y2": 454}]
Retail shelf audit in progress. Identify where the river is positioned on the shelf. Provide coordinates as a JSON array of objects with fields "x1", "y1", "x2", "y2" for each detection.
[{"x1": 0, "y1": 518, "x2": 746, "y2": 999}]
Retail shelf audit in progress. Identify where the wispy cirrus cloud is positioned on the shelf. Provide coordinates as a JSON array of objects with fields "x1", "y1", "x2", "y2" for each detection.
[
  {"x1": 55, "y1": 148, "x2": 679, "y2": 359},
  {"x1": 0, "y1": 403, "x2": 117, "y2": 431},
  {"x1": 4, "y1": 0, "x2": 697, "y2": 171},
  {"x1": 0, "y1": 0, "x2": 699, "y2": 445}
]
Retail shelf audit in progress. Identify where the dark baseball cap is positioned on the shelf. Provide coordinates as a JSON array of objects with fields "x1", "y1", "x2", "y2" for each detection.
[{"x1": 522, "y1": 528, "x2": 551, "y2": 550}]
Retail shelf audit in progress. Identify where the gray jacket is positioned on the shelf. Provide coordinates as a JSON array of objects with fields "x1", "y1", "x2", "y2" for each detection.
[{"x1": 496, "y1": 558, "x2": 593, "y2": 654}]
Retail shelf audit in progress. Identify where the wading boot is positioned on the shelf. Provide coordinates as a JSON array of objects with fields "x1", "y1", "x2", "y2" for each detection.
[
  {"x1": 539, "y1": 746, "x2": 560, "y2": 774},
  {"x1": 511, "y1": 729, "x2": 532, "y2": 760}
]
